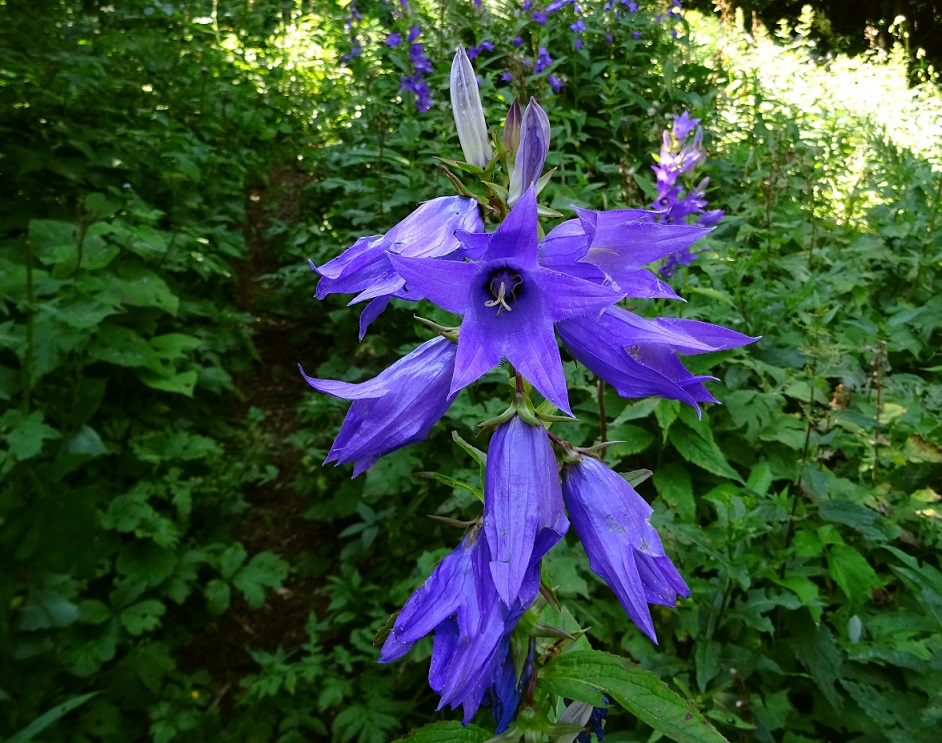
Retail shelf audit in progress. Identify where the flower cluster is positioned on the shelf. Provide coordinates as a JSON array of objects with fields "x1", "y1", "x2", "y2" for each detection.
[
  {"x1": 303, "y1": 47, "x2": 755, "y2": 732},
  {"x1": 340, "y1": 1, "x2": 363, "y2": 62},
  {"x1": 651, "y1": 111, "x2": 724, "y2": 277},
  {"x1": 401, "y1": 25, "x2": 433, "y2": 112}
]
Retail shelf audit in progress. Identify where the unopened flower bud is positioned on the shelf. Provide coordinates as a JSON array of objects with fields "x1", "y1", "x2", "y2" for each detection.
[
  {"x1": 502, "y1": 99, "x2": 522, "y2": 158},
  {"x1": 450, "y1": 46, "x2": 493, "y2": 168},
  {"x1": 507, "y1": 97, "x2": 550, "y2": 206}
]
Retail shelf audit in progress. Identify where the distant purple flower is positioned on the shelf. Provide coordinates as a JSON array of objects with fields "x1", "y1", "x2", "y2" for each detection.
[
  {"x1": 633, "y1": 30, "x2": 642, "y2": 39},
  {"x1": 574, "y1": 37, "x2": 583, "y2": 50},
  {"x1": 548, "y1": 74, "x2": 564, "y2": 92},
  {"x1": 408, "y1": 24, "x2": 421, "y2": 42},
  {"x1": 562, "y1": 456, "x2": 691, "y2": 642},
  {"x1": 385, "y1": 32, "x2": 402, "y2": 47},
  {"x1": 341, "y1": 38, "x2": 362, "y2": 62},
  {"x1": 467, "y1": 41, "x2": 494, "y2": 59},
  {"x1": 626, "y1": 0, "x2": 639, "y2": 10},
  {"x1": 313, "y1": 196, "x2": 483, "y2": 336},
  {"x1": 389, "y1": 188, "x2": 623, "y2": 416},
  {"x1": 300, "y1": 337, "x2": 458, "y2": 476},
  {"x1": 570, "y1": 18, "x2": 586, "y2": 32},
  {"x1": 513, "y1": 35, "x2": 524, "y2": 47},
  {"x1": 534, "y1": 46, "x2": 553, "y2": 72},
  {"x1": 532, "y1": 10, "x2": 547, "y2": 24},
  {"x1": 522, "y1": 0, "x2": 533, "y2": 10},
  {"x1": 501, "y1": 71, "x2": 514, "y2": 82}
]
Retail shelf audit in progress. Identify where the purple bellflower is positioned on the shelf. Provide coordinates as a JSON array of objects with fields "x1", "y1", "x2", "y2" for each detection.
[
  {"x1": 379, "y1": 526, "x2": 541, "y2": 724},
  {"x1": 390, "y1": 187, "x2": 623, "y2": 416},
  {"x1": 484, "y1": 416, "x2": 569, "y2": 607},
  {"x1": 562, "y1": 456, "x2": 691, "y2": 642},
  {"x1": 507, "y1": 97, "x2": 551, "y2": 206},
  {"x1": 557, "y1": 306, "x2": 756, "y2": 411},
  {"x1": 549, "y1": 75, "x2": 565, "y2": 93},
  {"x1": 299, "y1": 336, "x2": 458, "y2": 476},
  {"x1": 313, "y1": 195, "x2": 483, "y2": 338}
]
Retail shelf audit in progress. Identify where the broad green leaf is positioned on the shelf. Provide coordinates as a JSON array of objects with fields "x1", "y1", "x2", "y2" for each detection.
[
  {"x1": 4, "y1": 411, "x2": 60, "y2": 461},
  {"x1": 29, "y1": 219, "x2": 78, "y2": 266},
  {"x1": 541, "y1": 650, "x2": 729, "y2": 743},
  {"x1": 140, "y1": 368, "x2": 198, "y2": 396},
  {"x1": 395, "y1": 721, "x2": 492, "y2": 742},
  {"x1": 827, "y1": 544, "x2": 881, "y2": 604},
  {"x1": 653, "y1": 463, "x2": 695, "y2": 521},
  {"x1": 110, "y1": 263, "x2": 179, "y2": 314},
  {"x1": 119, "y1": 599, "x2": 166, "y2": 635},
  {"x1": 232, "y1": 551, "x2": 289, "y2": 608},
  {"x1": 669, "y1": 424, "x2": 743, "y2": 483},
  {"x1": 17, "y1": 589, "x2": 81, "y2": 631}
]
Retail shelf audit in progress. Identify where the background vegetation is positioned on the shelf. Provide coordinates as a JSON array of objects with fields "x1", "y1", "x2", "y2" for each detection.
[{"x1": 1, "y1": 0, "x2": 940, "y2": 741}]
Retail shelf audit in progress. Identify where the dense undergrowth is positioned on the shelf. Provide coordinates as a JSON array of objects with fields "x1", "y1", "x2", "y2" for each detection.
[{"x1": 1, "y1": 1, "x2": 940, "y2": 742}]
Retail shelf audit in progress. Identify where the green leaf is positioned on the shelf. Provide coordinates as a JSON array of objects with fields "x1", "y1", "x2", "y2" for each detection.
[
  {"x1": 4, "y1": 411, "x2": 60, "y2": 461},
  {"x1": 140, "y1": 368, "x2": 198, "y2": 396},
  {"x1": 541, "y1": 650, "x2": 729, "y2": 743},
  {"x1": 827, "y1": 544, "x2": 882, "y2": 604},
  {"x1": 8, "y1": 692, "x2": 99, "y2": 743},
  {"x1": 232, "y1": 551, "x2": 289, "y2": 608},
  {"x1": 653, "y1": 463, "x2": 695, "y2": 521},
  {"x1": 395, "y1": 721, "x2": 492, "y2": 743},
  {"x1": 110, "y1": 263, "x2": 179, "y2": 314},
  {"x1": 818, "y1": 500, "x2": 886, "y2": 542},
  {"x1": 119, "y1": 599, "x2": 166, "y2": 635},
  {"x1": 669, "y1": 424, "x2": 743, "y2": 483}
]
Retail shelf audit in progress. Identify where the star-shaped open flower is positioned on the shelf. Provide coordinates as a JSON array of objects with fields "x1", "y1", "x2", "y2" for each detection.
[{"x1": 389, "y1": 187, "x2": 622, "y2": 415}]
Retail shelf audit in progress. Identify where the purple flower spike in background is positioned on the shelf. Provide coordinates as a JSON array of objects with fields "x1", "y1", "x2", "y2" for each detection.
[
  {"x1": 484, "y1": 416, "x2": 568, "y2": 606},
  {"x1": 651, "y1": 111, "x2": 725, "y2": 276},
  {"x1": 390, "y1": 187, "x2": 623, "y2": 416},
  {"x1": 562, "y1": 456, "x2": 691, "y2": 642},
  {"x1": 313, "y1": 195, "x2": 483, "y2": 337},
  {"x1": 299, "y1": 336, "x2": 458, "y2": 476}
]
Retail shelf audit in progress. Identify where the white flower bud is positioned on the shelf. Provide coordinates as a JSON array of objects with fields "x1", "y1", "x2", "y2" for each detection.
[{"x1": 450, "y1": 46, "x2": 493, "y2": 168}]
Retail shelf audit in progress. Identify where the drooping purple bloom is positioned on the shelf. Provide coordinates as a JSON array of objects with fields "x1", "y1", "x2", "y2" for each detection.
[
  {"x1": 507, "y1": 97, "x2": 551, "y2": 206},
  {"x1": 300, "y1": 336, "x2": 458, "y2": 476},
  {"x1": 380, "y1": 527, "x2": 541, "y2": 724},
  {"x1": 548, "y1": 74, "x2": 564, "y2": 92},
  {"x1": 385, "y1": 31, "x2": 402, "y2": 47},
  {"x1": 313, "y1": 196, "x2": 483, "y2": 337},
  {"x1": 484, "y1": 416, "x2": 569, "y2": 606},
  {"x1": 557, "y1": 306, "x2": 756, "y2": 410},
  {"x1": 501, "y1": 71, "x2": 514, "y2": 82},
  {"x1": 562, "y1": 456, "x2": 691, "y2": 642},
  {"x1": 513, "y1": 35, "x2": 524, "y2": 47},
  {"x1": 532, "y1": 10, "x2": 548, "y2": 24},
  {"x1": 389, "y1": 188, "x2": 623, "y2": 416}
]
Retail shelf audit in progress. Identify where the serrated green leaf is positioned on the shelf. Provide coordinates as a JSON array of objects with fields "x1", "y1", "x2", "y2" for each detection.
[
  {"x1": 653, "y1": 463, "x2": 695, "y2": 521},
  {"x1": 140, "y1": 368, "x2": 198, "y2": 396},
  {"x1": 4, "y1": 411, "x2": 60, "y2": 461},
  {"x1": 395, "y1": 721, "x2": 492, "y2": 743},
  {"x1": 232, "y1": 551, "x2": 289, "y2": 608},
  {"x1": 827, "y1": 544, "x2": 881, "y2": 604},
  {"x1": 119, "y1": 599, "x2": 165, "y2": 635},
  {"x1": 541, "y1": 650, "x2": 729, "y2": 743},
  {"x1": 670, "y1": 424, "x2": 742, "y2": 483}
]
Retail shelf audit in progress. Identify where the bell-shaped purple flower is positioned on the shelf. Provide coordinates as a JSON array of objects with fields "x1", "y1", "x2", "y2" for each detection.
[
  {"x1": 562, "y1": 456, "x2": 691, "y2": 642},
  {"x1": 557, "y1": 306, "x2": 756, "y2": 411},
  {"x1": 507, "y1": 98, "x2": 551, "y2": 207},
  {"x1": 299, "y1": 336, "x2": 458, "y2": 476},
  {"x1": 380, "y1": 527, "x2": 540, "y2": 725},
  {"x1": 313, "y1": 196, "x2": 483, "y2": 338},
  {"x1": 484, "y1": 415, "x2": 569, "y2": 607},
  {"x1": 450, "y1": 46, "x2": 493, "y2": 168},
  {"x1": 390, "y1": 188, "x2": 623, "y2": 415}
]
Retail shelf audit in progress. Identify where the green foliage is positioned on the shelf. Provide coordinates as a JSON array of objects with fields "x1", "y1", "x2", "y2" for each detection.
[{"x1": 2, "y1": 0, "x2": 941, "y2": 742}]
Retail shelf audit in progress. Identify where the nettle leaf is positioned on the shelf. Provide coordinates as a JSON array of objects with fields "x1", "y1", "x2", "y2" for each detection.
[
  {"x1": 669, "y1": 423, "x2": 743, "y2": 483},
  {"x1": 827, "y1": 544, "x2": 882, "y2": 605},
  {"x1": 29, "y1": 219, "x2": 79, "y2": 266},
  {"x1": 232, "y1": 551, "x2": 290, "y2": 608},
  {"x1": 101, "y1": 488, "x2": 180, "y2": 547},
  {"x1": 541, "y1": 650, "x2": 729, "y2": 743},
  {"x1": 89, "y1": 325, "x2": 159, "y2": 369},
  {"x1": 818, "y1": 500, "x2": 886, "y2": 542},
  {"x1": 394, "y1": 721, "x2": 491, "y2": 743},
  {"x1": 140, "y1": 368, "x2": 198, "y2": 396},
  {"x1": 653, "y1": 462, "x2": 696, "y2": 522},
  {"x1": 218, "y1": 543, "x2": 248, "y2": 580},
  {"x1": 110, "y1": 263, "x2": 179, "y2": 314}
]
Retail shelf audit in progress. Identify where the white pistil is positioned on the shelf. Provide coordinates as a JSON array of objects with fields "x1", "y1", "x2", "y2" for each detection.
[{"x1": 484, "y1": 281, "x2": 513, "y2": 315}]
